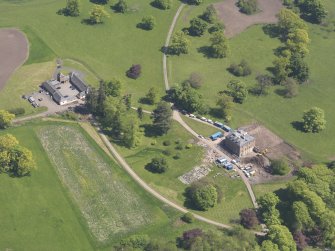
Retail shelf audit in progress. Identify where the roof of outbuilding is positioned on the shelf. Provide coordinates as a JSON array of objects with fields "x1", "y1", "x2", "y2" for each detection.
[{"x1": 70, "y1": 72, "x2": 88, "y2": 92}]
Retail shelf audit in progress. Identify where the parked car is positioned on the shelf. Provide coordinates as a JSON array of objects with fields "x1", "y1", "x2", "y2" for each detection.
[
  {"x1": 207, "y1": 119, "x2": 214, "y2": 124},
  {"x1": 200, "y1": 117, "x2": 207, "y2": 121},
  {"x1": 189, "y1": 114, "x2": 195, "y2": 118},
  {"x1": 231, "y1": 159, "x2": 237, "y2": 164},
  {"x1": 181, "y1": 110, "x2": 187, "y2": 115}
]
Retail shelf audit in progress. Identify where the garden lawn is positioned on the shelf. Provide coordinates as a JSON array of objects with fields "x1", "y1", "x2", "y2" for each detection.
[
  {"x1": 0, "y1": 0, "x2": 179, "y2": 110},
  {"x1": 196, "y1": 168, "x2": 253, "y2": 223},
  {"x1": 114, "y1": 114, "x2": 252, "y2": 224},
  {"x1": 0, "y1": 61, "x2": 54, "y2": 115},
  {"x1": 183, "y1": 115, "x2": 223, "y2": 137},
  {"x1": 168, "y1": 0, "x2": 335, "y2": 161},
  {"x1": 0, "y1": 121, "x2": 227, "y2": 250},
  {"x1": 0, "y1": 125, "x2": 93, "y2": 251},
  {"x1": 252, "y1": 179, "x2": 295, "y2": 199}
]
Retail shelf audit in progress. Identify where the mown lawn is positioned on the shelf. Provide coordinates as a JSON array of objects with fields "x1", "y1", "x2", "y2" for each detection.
[
  {"x1": 168, "y1": 0, "x2": 335, "y2": 161},
  {"x1": 114, "y1": 114, "x2": 252, "y2": 224},
  {"x1": 0, "y1": 61, "x2": 55, "y2": 115},
  {"x1": 0, "y1": 121, "x2": 228, "y2": 250},
  {"x1": 0, "y1": 0, "x2": 179, "y2": 110},
  {"x1": 182, "y1": 115, "x2": 223, "y2": 137},
  {"x1": 252, "y1": 178, "x2": 296, "y2": 199},
  {"x1": 0, "y1": 125, "x2": 93, "y2": 251}
]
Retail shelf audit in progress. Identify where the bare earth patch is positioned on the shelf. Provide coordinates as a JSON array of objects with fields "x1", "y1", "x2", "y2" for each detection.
[
  {"x1": 240, "y1": 124, "x2": 300, "y2": 184},
  {"x1": 214, "y1": 0, "x2": 283, "y2": 37},
  {"x1": 0, "y1": 28, "x2": 28, "y2": 90}
]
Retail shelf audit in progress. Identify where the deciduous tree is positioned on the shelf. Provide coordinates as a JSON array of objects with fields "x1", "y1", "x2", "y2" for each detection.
[
  {"x1": 89, "y1": 5, "x2": 109, "y2": 24},
  {"x1": 209, "y1": 31, "x2": 229, "y2": 58},
  {"x1": 302, "y1": 107, "x2": 326, "y2": 133},
  {"x1": 0, "y1": 110, "x2": 15, "y2": 129},
  {"x1": 169, "y1": 31, "x2": 190, "y2": 55},
  {"x1": 152, "y1": 101, "x2": 172, "y2": 135},
  {"x1": 226, "y1": 79, "x2": 248, "y2": 103}
]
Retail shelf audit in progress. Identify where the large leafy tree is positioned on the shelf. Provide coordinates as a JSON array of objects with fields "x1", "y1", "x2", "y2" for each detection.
[
  {"x1": 277, "y1": 8, "x2": 307, "y2": 37},
  {"x1": 298, "y1": 0, "x2": 327, "y2": 24},
  {"x1": 302, "y1": 107, "x2": 326, "y2": 133},
  {"x1": 145, "y1": 157, "x2": 168, "y2": 173},
  {"x1": 226, "y1": 79, "x2": 248, "y2": 104},
  {"x1": 239, "y1": 208, "x2": 259, "y2": 229},
  {"x1": 169, "y1": 82, "x2": 205, "y2": 113},
  {"x1": 216, "y1": 94, "x2": 233, "y2": 121},
  {"x1": 89, "y1": 5, "x2": 109, "y2": 24},
  {"x1": 169, "y1": 31, "x2": 190, "y2": 55},
  {"x1": 189, "y1": 17, "x2": 208, "y2": 36},
  {"x1": 64, "y1": 0, "x2": 80, "y2": 16},
  {"x1": 267, "y1": 225, "x2": 297, "y2": 251},
  {"x1": 113, "y1": 0, "x2": 127, "y2": 13},
  {"x1": 186, "y1": 183, "x2": 218, "y2": 211},
  {"x1": 0, "y1": 110, "x2": 15, "y2": 129},
  {"x1": 152, "y1": 101, "x2": 172, "y2": 135},
  {"x1": 145, "y1": 87, "x2": 159, "y2": 105},
  {"x1": 0, "y1": 134, "x2": 35, "y2": 177},
  {"x1": 152, "y1": 0, "x2": 172, "y2": 10},
  {"x1": 201, "y1": 5, "x2": 217, "y2": 23},
  {"x1": 209, "y1": 31, "x2": 229, "y2": 58}
]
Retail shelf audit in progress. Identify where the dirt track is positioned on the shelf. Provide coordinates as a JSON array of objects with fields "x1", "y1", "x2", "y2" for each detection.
[
  {"x1": 0, "y1": 28, "x2": 29, "y2": 90},
  {"x1": 214, "y1": 0, "x2": 283, "y2": 37}
]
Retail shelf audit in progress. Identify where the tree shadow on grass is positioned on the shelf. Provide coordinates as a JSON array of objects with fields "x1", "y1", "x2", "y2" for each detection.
[
  {"x1": 141, "y1": 124, "x2": 160, "y2": 137},
  {"x1": 262, "y1": 24, "x2": 281, "y2": 38},
  {"x1": 197, "y1": 46, "x2": 213, "y2": 59},
  {"x1": 274, "y1": 88, "x2": 288, "y2": 97},
  {"x1": 81, "y1": 19, "x2": 95, "y2": 25},
  {"x1": 208, "y1": 107, "x2": 223, "y2": 119},
  {"x1": 291, "y1": 121, "x2": 305, "y2": 132}
]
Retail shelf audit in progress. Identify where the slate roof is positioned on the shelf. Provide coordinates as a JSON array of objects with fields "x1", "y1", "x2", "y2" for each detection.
[
  {"x1": 70, "y1": 72, "x2": 88, "y2": 93},
  {"x1": 225, "y1": 130, "x2": 255, "y2": 147}
]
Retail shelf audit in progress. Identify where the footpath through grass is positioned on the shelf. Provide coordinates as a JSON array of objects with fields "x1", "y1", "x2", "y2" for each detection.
[
  {"x1": 114, "y1": 114, "x2": 253, "y2": 224},
  {"x1": 0, "y1": 0, "x2": 179, "y2": 109},
  {"x1": 168, "y1": 0, "x2": 335, "y2": 161},
  {"x1": 0, "y1": 125, "x2": 93, "y2": 251},
  {"x1": 0, "y1": 121, "x2": 231, "y2": 250}
]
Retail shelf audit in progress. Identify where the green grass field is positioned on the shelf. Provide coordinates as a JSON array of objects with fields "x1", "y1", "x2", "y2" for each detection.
[
  {"x1": 0, "y1": 125, "x2": 93, "y2": 251},
  {"x1": 0, "y1": 61, "x2": 54, "y2": 114},
  {"x1": 37, "y1": 124, "x2": 159, "y2": 244},
  {"x1": 114, "y1": 114, "x2": 253, "y2": 224},
  {"x1": 182, "y1": 115, "x2": 223, "y2": 137},
  {"x1": 252, "y1": 180, "x2": 293, "y2": 199},
  {"x1": 0, "y1": 0, "x2": 179, "y2": 110},
  {"x1": 168, "y1": 0, "x2": 335, "y2": 161},
  {"x1": 0, "y1": 121, "x2": 226, "y2": 250}
]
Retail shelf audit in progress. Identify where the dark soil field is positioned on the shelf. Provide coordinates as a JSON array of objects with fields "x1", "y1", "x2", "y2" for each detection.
[
  {"x1": 214, "y1": 0, "x2": 283, "y2": 37},
  {"x1": 0, "y1": 28, "x2": 28, "y2": 90}
]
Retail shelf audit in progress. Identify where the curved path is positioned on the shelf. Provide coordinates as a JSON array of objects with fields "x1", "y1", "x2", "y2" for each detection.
[
  {"x1": 163, "y1": 4, "x2": 186, "y2": 91},
  {"x1": 162, "y1": 4, "x2": 258, "y2": 208}
]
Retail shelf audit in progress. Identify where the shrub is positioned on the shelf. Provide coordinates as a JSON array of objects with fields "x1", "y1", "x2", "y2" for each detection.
[
  {"x1": 184, "y1": 72, "x2": 203, "y2": 89},
  {"x1": 201, "y1": 5, "x2": 217, "y2": 24},
  {"x1": 126, "y1": 64, "x2": 141, "y2": 79},
  {"x1": 237, "y1": 0, "x2": 258, "y2": 15},
  {"x1": 162, "y1": 149, "x2": 171, "y2": 156},
  {"x1": 61, "y1": 111, "x2": 79, "y2": 120},
  {"x1": 152, "y1": 0, "x2": 172, "y2": 9},
  {"x1": 145, "y1": 157, "x2": 168, "y2": 173},
  {"x1": 175, "y1": 139, "x2": 181, "y2": 144},
  {"x1": 151, "y1": 140, "x2": 157, "y2": 145},
  {"x1": 8, "y1": 107, "x2": 25, "y2": 116},
  {"x1": 239, "y1": 208, "x2": 259, "y2": 229},
  {"x1": 185, "y1": 144, "x2": 193, "y2": 149},
  {"x1": 189, "y1": 17, "x2": 208, "y2": 36},
  {"x1": 228, "y1": 60, "x2": 252, "y2": 77},
  {"x1": 181, "y1": 212, "x2": 195, "y2": 223},
  {"x1": 113, "y1": 0, "x2": 127, "y2": 13},
  {"x1": 176, "y1": 144, "x2": 183, "y2": 150},
  {"x1": 187, "y1": 0, "x2": 203, "y2": 5},
  {"x1": 271, "y1": 159, "x2": 290, "y2": 175},
  {"x1": 118, "y1": 234, "x2": 150, "y2": 249},
  {"x1": 208, "y1": 22, "x2": 225, "y2": 33},
  {"x1": 163, "y1": 140, "x2": 171, "y2": 146},
  {"x1": 173, "y1": 153, "x2": 181, "y2": 159},
  {"x1": 138, "y1": 16, "x2": 156, "y2": 30}
]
